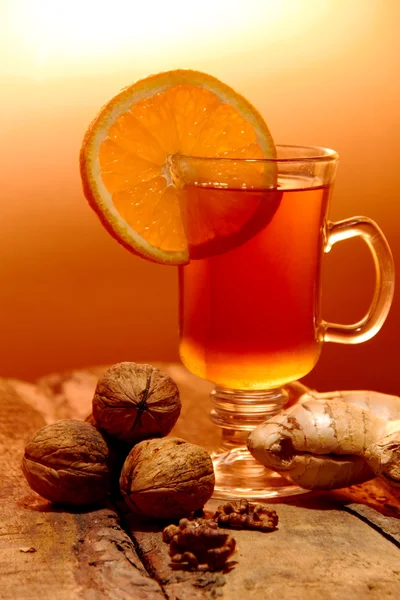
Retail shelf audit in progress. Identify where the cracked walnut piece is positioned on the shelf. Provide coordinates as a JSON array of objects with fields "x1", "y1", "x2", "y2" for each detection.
[
  {"x1": 163, "y1": 518, "x2": 236, "y2": 570},
  {"x1": 212, "y1": 499, "x2": 278, "y2": 531}
]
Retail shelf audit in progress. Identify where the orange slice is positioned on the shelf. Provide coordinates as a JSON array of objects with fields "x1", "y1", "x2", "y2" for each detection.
[{"x1": 80, "y1": 69, "x2": 277, "y2": 265}]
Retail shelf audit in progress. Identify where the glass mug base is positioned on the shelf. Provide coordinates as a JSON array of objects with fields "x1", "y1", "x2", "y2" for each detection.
[
  {"x1": 212, "y1": 447, "x2": 308, "y2": 500},
  {"x1": 209, "y1": 385, "x2": 309, "y2": 500}
]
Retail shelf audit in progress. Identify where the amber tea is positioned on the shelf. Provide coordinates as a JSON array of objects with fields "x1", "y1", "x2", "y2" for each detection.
[{"x1": 179, "y1": 176, "x2": 330, "y2": 390}]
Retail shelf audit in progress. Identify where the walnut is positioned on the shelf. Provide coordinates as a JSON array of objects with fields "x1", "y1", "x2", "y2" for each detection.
[
  {"x1": 212, "y1": 499, "x2": 278, "y2": 531},
  {"x1": 163, "y1": 518, "x2": 237, "y2": 570},
  {"x1": 22, "y1": 420, "x2": 114, "y2": 505},
  {"x1": 92, "y1": 362, "x2": 181, "y2": 444},
  {"x1": 120, "y1": 437, "x2": 215, "y2": 520}
]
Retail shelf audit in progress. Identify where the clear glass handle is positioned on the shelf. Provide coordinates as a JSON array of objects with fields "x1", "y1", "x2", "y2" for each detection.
[{"x1": 322, "y1": 217, "x2": 395, "y2": 344}]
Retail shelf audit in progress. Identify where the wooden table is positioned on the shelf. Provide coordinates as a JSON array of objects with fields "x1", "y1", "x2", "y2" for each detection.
[{"x1": 1, "y1": 364, "x2": 399, "y2": 600}]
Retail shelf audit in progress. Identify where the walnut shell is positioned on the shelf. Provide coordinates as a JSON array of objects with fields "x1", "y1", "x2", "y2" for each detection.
[
  {"x1": 120, "y1": 437, "x2": 215, "y2": 520},
  {"x1": 92, "y1": 362, "x2": 181, "y2": 444},
  {"x1": 22, "y1": 420, "x2": 114, "y2": 505}
]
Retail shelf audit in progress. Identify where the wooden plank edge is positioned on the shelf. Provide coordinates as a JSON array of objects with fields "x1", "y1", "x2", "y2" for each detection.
[
  {"x1": 72, "y1": 505, "x2": 165, "y2": 600},
  {"x1": 343, "y1": 503, "x2": 400, "y2": 547}
]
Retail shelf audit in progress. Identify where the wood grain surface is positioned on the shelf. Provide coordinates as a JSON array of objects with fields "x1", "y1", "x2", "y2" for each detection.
[{"x1": 1, "y1": 364, "x2": 399, "y2": 600}]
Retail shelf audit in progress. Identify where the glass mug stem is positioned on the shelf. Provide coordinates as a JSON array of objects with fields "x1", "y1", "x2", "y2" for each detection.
[
  {"x1": 210, "y1": 386, "x2": 288, "y2": 434},
  {"x1": 322, "y1": 217, "x2": 395, "y2": 343}
]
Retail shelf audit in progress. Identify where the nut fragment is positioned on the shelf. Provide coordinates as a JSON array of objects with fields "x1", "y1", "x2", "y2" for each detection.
[
  {"x1": 212, "y1": 499, "x2": 278, "y2": 531},
  {"x1": 92, "y1": 362, "x2": 181, "y2": 444},
  {"x1": 162, "y1": 517, "x2": 216, "y2": 543},
  {"x1": 120, "y1": 437, "x2": 215, "y2": 520},
  {"x1": 163, "y1": 518, "x2": 236, "y2": 570},
  {"x1": 22, "y1": 420, "x2": 114, "y2": 505}
]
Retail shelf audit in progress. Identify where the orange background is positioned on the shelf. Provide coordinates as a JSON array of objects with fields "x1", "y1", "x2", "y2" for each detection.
[{"x1": 1, "y1": 1, "x2": 399, "y2": 393}]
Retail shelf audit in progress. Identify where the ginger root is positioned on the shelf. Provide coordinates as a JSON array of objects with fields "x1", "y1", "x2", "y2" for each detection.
[{"x1": 247, "y1": 389, "x2": 400, "y2": 490}]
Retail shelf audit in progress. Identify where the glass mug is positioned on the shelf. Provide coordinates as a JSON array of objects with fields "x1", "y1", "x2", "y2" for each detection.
[{"x1": 174, "y1": 146, "x2": 395, "y2": 498}]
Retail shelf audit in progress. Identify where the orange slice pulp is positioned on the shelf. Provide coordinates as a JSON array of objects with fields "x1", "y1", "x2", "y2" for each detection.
[{"x1": 80, "y1": 69, "x2": 278, "y2": 265}]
